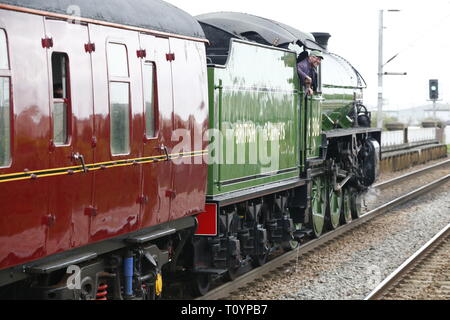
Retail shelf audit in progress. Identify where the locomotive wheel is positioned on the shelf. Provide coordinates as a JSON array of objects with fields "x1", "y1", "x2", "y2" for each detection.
[
  {"x1": 191, "y1": 274, "x2": 211, "y2": 297},
  {"x1": 350, "y1": 190, "x2": 363, "y2": 219},
  {"x1": 251, "y1": 250, "x2": 269, "y2": 268},
  {"x1": 252, "y1": 207, "x2": 270, "y2": 267},
  {"x1": 327, "y1": 187, "x2": 342, "y2": 230},
  {"x1": 282, "y1": 238, "x2": 299, "y2": 252},
  {"x1": 311, "y1": 176, "x2": 327, "y2": 238},
  {"x1": 224, "y1": 253, "x2": 241, "y2": 282},
  {"x1": 340, "y1": 188, "x2": 352, "y2": 224},
  {"x1": 225, "y1": 265, "x2": 240, "y2": 282}
]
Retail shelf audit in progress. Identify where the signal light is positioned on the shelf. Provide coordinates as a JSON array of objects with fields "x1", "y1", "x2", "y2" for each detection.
[{"x1": 429, "y1": 79, "x2": 439, "y2": 100}]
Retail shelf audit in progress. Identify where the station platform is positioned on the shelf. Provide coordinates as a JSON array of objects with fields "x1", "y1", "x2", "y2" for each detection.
[{"x1": 381, "y1": 141, "x2": 448, "y2": 173}]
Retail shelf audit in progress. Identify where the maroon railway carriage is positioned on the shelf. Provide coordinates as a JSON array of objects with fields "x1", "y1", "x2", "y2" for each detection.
[{"x1": 0, "y1": 0, "x2": 208, "y2": 299}]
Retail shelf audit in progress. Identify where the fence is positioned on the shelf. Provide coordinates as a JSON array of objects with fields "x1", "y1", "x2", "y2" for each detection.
[{"x1": 381, "y1": 127, "x2": 439, "y2": 149}]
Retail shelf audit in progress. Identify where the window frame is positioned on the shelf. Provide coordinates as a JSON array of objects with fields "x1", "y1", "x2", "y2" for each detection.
[
  {"x1": 107, "y1": 41, "x2": 132, "y2": 156},
  {"x1": 50, "y1": 52, "x2": 72, "y2": 147},
  {"x1": 0, "y1": 28, "x2": 10, "y2": 71},
  {"x1": 316, "y1": 63, "x2": 322, "y2": 94},
  {"x1": 142, "y1": 60, "x2": 159, "y2": 140},
  {"x1": 109, "y1": 81, "x2": 131, "y2": 156},
  {"x1": 107, "y1": 42, "x2": 130, "y2": 79},
  {"x1": 0, "y1": 28, "x2": 12, "y2": 168}
]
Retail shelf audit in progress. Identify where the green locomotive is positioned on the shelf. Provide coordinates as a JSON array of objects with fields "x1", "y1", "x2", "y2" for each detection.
[{"x1": 189, "y1": 12, "x2": 381, "y2": 295}]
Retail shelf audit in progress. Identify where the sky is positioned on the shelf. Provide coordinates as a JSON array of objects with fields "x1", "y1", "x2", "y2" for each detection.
[{"x1": 166, "y1": 0, "x2": 450, "y2": 114}]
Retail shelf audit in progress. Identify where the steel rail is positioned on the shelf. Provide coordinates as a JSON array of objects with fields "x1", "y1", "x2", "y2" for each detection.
[
  {"x1": 196, "y1": 174, "x2": 450, "y2": 300},
  {"x1": 373, "y1": 158, "x2": 450, "y2": 190},
  {"x1": 365, "y1": 223, "x2": 450, "y2": 300}
]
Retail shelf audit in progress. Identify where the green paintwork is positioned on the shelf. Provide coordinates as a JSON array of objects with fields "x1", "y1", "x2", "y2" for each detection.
[
  {"x1": 321, "y1": 84, "x2": 363, "y2": 131},
  {"x1": 311, "y1": 176, "x2": 326, "y2": 237},
  {"x1": 321, "y1": 104, "x2": 354, "y2": 131},
  {"x1": 207, "y1": 40, "x2": 302, "y2": 196},
  {"x1": 341, "y1": 188, "x2": 352, "y2": 224},
  {"x1": 319, "y1": 51, "x2": 366, "y2": 131},
  {"x1": 306, "y1": 96, "x2": 322, "y2": 158},
  {"x1": 305, "y1": 73, "x2": 364, "y2": 159},
  {"x1": 205, "y1": 39, "x2": 369, "y2": 198},
  {"x1": 328, "y1": 187, "x2": 342, "y2": 229}
]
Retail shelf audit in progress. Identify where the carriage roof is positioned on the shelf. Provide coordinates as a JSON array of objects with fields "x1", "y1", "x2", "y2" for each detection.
[{"x1": 0, "y1": 0, "x2": 206, "y2": 40}]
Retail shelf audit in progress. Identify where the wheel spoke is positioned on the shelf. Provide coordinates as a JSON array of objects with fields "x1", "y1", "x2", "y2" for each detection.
[
  {"x1": 350, "y1": 188, "x2": 362, "y2": 219},
  {"x1": 328, "y1": 187, "x2": 342, "y2": 230},
  {"x1": 311, "y1": 177, "x2": 326, "y2": 237},
  {"x1": 341, "y1": 188, "x2": 352, "y2": 224}
]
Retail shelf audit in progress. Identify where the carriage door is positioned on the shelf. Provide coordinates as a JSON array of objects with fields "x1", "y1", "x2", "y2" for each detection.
[
  {"x1": 169, "y1": 38, "x2": 209, "y2": 221},
  {"x1": 87, "y1": 25, "x2": 143, "y2": 241},
  {"x1": 44, "y1": 19, "x2": 94, "y2": 253},
  {"x1": 138, "y1": 35, "x2": 173, "y2": 228}
]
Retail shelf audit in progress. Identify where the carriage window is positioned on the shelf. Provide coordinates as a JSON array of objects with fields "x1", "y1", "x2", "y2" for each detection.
[
  {"x1": 108, "y1": 42, "x2": 131, "y2": 155},
  {"x1": 0, "y1": 77, "x2": 10, "y2": 167},
  {"x1": 0, "y1": 29, "x2": 11, "y2": 167},
  {"x1": 108, "y1": 43, "x2": 129, "y2": 78},
  {"x1": 0, "y1": 30, "x2": 8, "y2": 70},
  {"x1": 52, "y1": 52, "x2": 70, "y2": 145},
  {"x1": 110, "y1": 82, "x2": 130, "y2": 155},
  {"x1": 143, "y1": 62, "x2": 156, "y2": 138}
]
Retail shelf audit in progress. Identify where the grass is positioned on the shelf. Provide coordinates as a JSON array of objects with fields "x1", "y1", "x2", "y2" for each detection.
[{"x1": 448, "y1": 145, "x2": 450, "y2": 154}]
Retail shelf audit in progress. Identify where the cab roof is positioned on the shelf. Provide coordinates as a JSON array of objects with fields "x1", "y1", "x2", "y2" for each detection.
[{"x1": 196, "y1": 12, "x2": 323, "y2": 50}]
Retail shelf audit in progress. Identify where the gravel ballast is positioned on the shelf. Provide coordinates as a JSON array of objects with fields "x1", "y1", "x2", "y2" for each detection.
[
  {"x1": 228, "y1": 179, "x2": 450, "y2": 300},
  {"x1": 364, "y1": 161, "x2": 450, "y2": 212}
]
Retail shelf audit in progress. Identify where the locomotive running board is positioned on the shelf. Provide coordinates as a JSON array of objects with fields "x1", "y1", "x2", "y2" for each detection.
[
  {"x1": 324, "y1": 127, "x2": 381, "y2": 139},
  {"x1": 207, "y1": 177, "x2": 306, "y2": 207}
]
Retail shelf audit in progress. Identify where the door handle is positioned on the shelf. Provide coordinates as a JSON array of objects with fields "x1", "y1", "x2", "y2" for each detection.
[
  {"x1": 155, "y1": 145, "x2": 170, "y2": 161},
  {"x1": 165, "y1": 190, "x2": 177, "y2": 199},
  {"x1": 72, "y1": 152, "x2": 88, "y2": 173}
]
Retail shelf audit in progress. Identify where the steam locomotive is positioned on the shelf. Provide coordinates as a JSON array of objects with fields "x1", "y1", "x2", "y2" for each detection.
[{"x1": 0, "y1": 0, "x2": 380, "y2": 299}]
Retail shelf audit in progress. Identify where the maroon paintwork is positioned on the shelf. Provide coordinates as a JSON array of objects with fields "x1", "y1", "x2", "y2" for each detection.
[{"x1": 0, "y1": 8, "x2": 208, "y2": 271}]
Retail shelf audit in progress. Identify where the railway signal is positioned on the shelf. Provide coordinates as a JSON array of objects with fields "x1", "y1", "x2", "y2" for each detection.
[{"x1": 429, "y1": 79, "x2": 439, "y2": 101}]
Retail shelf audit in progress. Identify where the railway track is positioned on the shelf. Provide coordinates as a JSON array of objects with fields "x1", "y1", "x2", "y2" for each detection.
[
  {"x1": 373, "y1": 159, "x2": 450, "y2": 190},
  {"x1": 196, "y1": 162, "x2": 450, "y2": 300},
  {"x1": 365, "y1": 223, "x2": 450, "y2": 300}
]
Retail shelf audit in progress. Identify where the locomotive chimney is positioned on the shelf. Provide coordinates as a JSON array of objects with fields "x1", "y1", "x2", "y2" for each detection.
[{"x1": 312, "y1": 32, "x2": 331, "y2": 50}]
